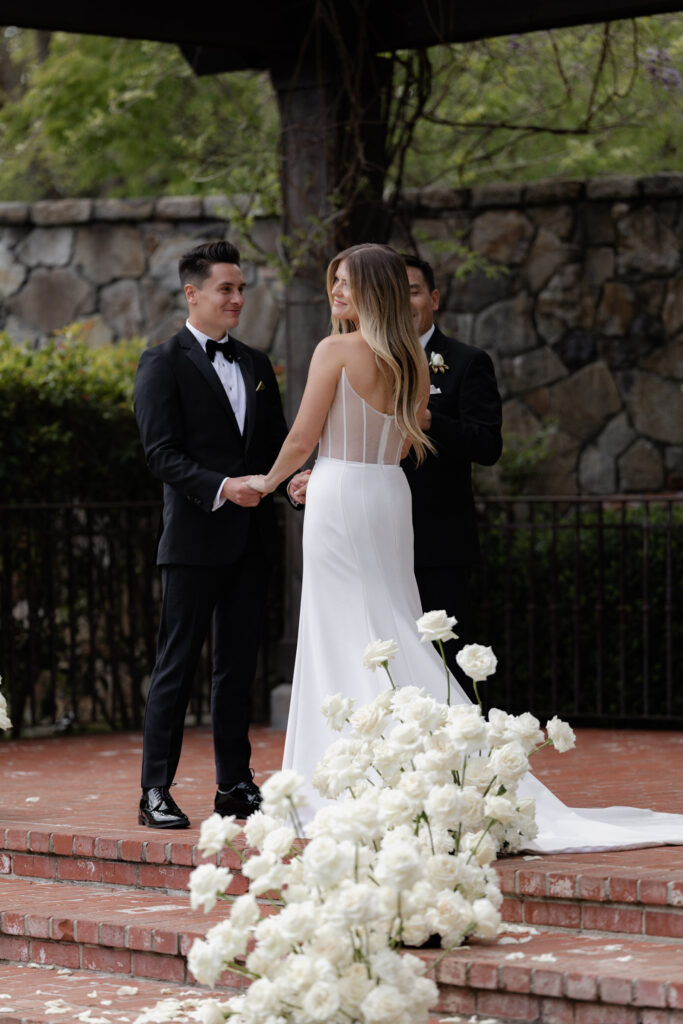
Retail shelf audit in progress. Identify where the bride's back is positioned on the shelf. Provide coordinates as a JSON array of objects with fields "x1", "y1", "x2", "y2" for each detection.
[{"x1": 318, "y1": 339, "x2": 404, "y2": 465}]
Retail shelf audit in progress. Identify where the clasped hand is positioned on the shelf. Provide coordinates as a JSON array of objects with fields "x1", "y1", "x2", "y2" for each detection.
[{"x1": 247, "y1": 470, "x2": 311, "y2": 504}]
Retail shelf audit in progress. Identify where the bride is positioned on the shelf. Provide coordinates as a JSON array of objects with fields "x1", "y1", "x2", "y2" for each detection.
[{"x1": 250, "y1": 242, "x2": 683, "y2": 854}]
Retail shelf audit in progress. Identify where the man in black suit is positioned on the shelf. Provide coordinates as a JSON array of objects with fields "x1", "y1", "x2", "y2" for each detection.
[
  {"x1": 402, "y1": 255, "x2": 503, "y2": 679},
  {"x1": 134, "y1": 240, "x2": 305, "y2": 828}
]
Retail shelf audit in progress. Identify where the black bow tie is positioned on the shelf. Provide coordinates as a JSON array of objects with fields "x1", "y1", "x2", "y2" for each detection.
[{"x1": 206, "y1": 337, "x2": 237, "y2": 363}]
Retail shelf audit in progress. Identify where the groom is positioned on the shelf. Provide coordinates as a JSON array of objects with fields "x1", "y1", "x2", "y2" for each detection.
[
  {"x1": 402, "y1": 255, "x2": 503, "y2": 679},
  {"x1": 134, "y1": 240, "x2": 303, "y2": 828}
]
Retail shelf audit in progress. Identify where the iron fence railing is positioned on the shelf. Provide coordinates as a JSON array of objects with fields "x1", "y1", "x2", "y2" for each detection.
[
  {"x1": 0, "y1": 501, "x2": 284, "y2": 736},
  {"x1": 473, "y1": 495, "x2": 682, "y2": 726},
  {"x1": 0, "y1": 495, "x2": 680, "y2": 735}
]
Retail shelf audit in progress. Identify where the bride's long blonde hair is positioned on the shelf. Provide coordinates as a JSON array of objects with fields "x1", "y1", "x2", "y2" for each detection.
[{"x1": 327, "y1": 243, "x2": 433, "y2": 464}]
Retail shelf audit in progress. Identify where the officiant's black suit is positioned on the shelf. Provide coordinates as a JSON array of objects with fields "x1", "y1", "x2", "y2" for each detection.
[
  {"x1": 134, "y1": 325, "x2": 288, "y2": 790},
  {"x1": 403, "y1": 326, "x2": 502, "y2": 671}
]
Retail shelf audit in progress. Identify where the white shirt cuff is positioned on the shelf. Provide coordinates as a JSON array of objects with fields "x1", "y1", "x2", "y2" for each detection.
[{"x1": 212, "y1": 478, "x2": 229, "y2": 511}]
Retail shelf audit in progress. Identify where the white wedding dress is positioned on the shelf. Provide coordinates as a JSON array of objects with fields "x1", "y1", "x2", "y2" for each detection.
[{"x1": 282, "y1": 368, "x2": 683, "y2": 853}]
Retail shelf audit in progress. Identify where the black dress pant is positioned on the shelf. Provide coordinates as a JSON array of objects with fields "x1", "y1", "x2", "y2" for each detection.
[
  {"x1": 141, "y1": 525, "x2": 268, "y2": 789},
  {"x1": 415, "y1": 565, "x2": 473, "y2": 694}
]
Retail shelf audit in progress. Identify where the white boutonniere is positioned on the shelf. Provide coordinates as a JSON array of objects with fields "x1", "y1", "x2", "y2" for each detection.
[
  {"x1": 429, "y1": 351, "x2": 449, "y2": 374},
  {"x1": 255, "y1": 380, "x2": 266, "y2": 392}
]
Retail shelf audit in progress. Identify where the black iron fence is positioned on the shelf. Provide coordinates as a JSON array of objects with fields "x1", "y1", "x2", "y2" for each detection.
[
  {"x1": 0, "y1": 501, "x2": 283, "y2": 736},
  {"x1": 474, "y1": 496, "x2": 682, "y2": 726},
  {"x1": 0, "y1": 496, "x2": 680, "y2": 735}
]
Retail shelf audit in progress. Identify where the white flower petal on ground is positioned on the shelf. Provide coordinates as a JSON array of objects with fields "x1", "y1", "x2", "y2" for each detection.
[
  {"x1": 362, "y1": 639, "x2": 399, "y2": 670},
  {"x1": 456, "y1": 643, "x2": 497, "y2": 682},
  {"x1": 546, "y1": 715, "x2": 576, "y2": 752},
  {"x1": 416, "y1": 610, "x2": 458, "y2": 644}
]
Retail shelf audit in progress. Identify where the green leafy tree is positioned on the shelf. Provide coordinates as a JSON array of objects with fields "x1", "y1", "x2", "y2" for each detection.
[
  {"x1": 0, "y1": 17, "x2": 681, "y2": 205},
  {"x1": 0, "y1": 29, "x2": 279, "y2": 204}
]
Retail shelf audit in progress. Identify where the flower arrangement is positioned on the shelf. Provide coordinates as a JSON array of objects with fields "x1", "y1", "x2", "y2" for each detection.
[
  {"x1": 0, "y1": 677, "x2": 11, "y2": 732},
  {"x1": 142, "y1": 613, "x2": 575, "y2": 1024}
]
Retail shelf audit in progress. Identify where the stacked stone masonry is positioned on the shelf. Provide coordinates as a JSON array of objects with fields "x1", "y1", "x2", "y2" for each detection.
[{"x1": 0, "y1": 174, "x2": 681, "y2": 495}]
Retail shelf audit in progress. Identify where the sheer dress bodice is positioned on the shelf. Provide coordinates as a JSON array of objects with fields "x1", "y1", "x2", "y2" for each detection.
[{"x1": 318, "y1": 368, "x2": 404, "y2": 465}]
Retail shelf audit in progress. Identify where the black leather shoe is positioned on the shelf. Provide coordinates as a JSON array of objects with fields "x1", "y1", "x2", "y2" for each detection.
[
  {"x1": 214, "y1": 779, "x2": 262, "y2": 819},
  {"x1": 138, "y1": 786, "x2": 190, "y2": 829}
]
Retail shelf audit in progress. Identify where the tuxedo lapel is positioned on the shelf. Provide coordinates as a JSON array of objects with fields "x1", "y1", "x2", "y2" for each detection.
[
  {"x1": 237, "y1": 343, "x2": 257, "y2": 451},
  {"x1": 178, "y1": 327, "x2": 242, "y2": 440}
]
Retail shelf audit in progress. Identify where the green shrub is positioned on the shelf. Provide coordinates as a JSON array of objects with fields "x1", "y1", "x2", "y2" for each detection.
[{"x1": 0, "y1": 328, "x2": 158, "y2": 503}]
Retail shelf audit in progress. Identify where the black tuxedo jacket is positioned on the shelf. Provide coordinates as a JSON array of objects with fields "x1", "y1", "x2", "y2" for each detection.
[
  {"x1": 134, "y1": 326, "x2": 288, "y2": 566},
  {"x1": 402, "y1": 326, "x2": 502, "y2": 569}
]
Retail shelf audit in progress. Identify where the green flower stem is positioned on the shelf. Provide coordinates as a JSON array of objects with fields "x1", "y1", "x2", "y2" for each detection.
[
  {"x1": 287, "y1": 795, "x2": 304, "y2": 838},
  {"x1": 382, "y1": 661, "x2": 396, "y2": 690},
  {"x1": 436, "y1": 640, "x2": 451, "y2": 705},
  {"x1": 422, "y1": 921, "x2": 476, "y2": 975},
  {"x1": 472, "y1": 678, "x2": 483, "y2": 711}
]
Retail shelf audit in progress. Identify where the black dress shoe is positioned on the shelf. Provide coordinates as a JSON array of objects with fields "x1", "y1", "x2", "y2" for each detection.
[
  {"x1": 214, "y1": 779, "x2": 262, "y2": 819},
  {"x1": 138, "y1": 786, "x2": 190, "y2": 829}
]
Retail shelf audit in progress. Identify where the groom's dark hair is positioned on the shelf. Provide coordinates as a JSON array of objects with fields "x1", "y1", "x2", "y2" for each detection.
[
  {"x1": 179, "y1": 241, "x2": 241, "y2": 287},
  {"x1": 402, "y1": 253, "x2": 436, "y2": 294}
]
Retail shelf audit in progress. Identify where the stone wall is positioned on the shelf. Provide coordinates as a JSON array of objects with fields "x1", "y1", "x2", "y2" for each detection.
[{"x1": 0, "y1": 176, "x2": 681, "y2": 495}]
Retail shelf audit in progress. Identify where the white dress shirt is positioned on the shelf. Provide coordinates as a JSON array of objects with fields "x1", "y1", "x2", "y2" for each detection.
[
  {"x1": 420, "y1": 324, "x2": 436, "y2": 349},
  {"x1": 185, "y1": 320, "x2": 247, "y2": 510}
]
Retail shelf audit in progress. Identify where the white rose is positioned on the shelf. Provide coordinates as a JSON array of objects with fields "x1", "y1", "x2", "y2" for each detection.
[
  {"x1": 242, "y1": 810, "x2": 279, "y2": 849},
  {"x1": 416, "y1": 609, "x2": 458, "y2": 644},
  {"x1": 461, "y1": 829, "x2": 497, "y2": 867},
  {"x1": 430, "y1": 352, "x2": 445, "y2": 368},
  {"x1": 490, "y1": 741, "x2": 529, "y2": 787},
  {"x1": 308, "y1": 922, "x2": 354, "y2": 962},
  {"x1": 378, "y1": 787, "x2": 418, "y2": 828},
  {"x1": 398, "y1": 770, "x2": 430, "y2": 804},
  {"x1": 261, "y1": 769, "x2": 304, "y2": 806},
  {"x1": 397, "y1": 694, "x2": 445, "y2": 732},
  {"x1": 546, "y1": 716, "x2": 576, "y2": 752},
  {"x1": 484, "y1": 793, "x2": 517, "y2": 825},
  {"x1": 425, "y1": 853, "x2": 459, "y2": 890},
  {"x1": 410, "y1": 976, "x2": 440, "y2": 1014},
  {"x1": 188, "y1": 863, "x2": 232, "y2": 912},
  {"x1": 472, "y1": 897, "x2": 501, "y2": 938},
  {"x1": 374, "y1": 836, "x2": 423, "y2": 889},
  {"x1": 229, "y1": 893, "x2": 260, "y2": 932},
  {"x1": 387, "y1": 719, "x2": 423, "y2": 755},
  {"x1": 508, "y1": 711, "x2": 544, "y2": 752},
  {"x1": 197, "y1": 812, "x2": 242, "y2": 856},
  {"x1": 320, "y1": 692, "x2": 354, "y2": 730},
  {"x1": 276, "y1": 900, "x2": 317, "y2": 944},
  {"x1": 363, "y1": 638, "x2": 399, "y2": 670},
  {"x1": 338, "y1": 963, "x2": 374, "y2": 1010},
  {"x1": 324, "y1": 881, "x2": 376, "y2": 927},
  {"x1": 425, "y1": 783, "x2": 460, "y2": 823},
  {"x1": 302, "y1": 981, "x2": 340, "y2": 1021},
  {"x1": 361, "y1": 984, "x2": 407, "y2": 1024},
  {"x1": 187, "y1": 937, "x2": 225, "y2": 987},
  {"x1": 243, "y1": 978, "x2": 279, "y2": 1016},
  {"x1": 432, "y1": 889, "x2": 474, "y2": 942},
  {"x1": 204, "y1": 919, "x2": 246, "y2": 960},
  {"x1": 302, "y1": 835, "x2": 355, "y2": 888},
  {"x1": 349, "y1": 702, "x2": 388, "y2": 739},
  {"x1": 261, "y1": 824, "x2": 296, "y2": 858},
  {"x1": 446, "y1": 707, "x2": 487, "y2": 750},
  {"x1": 194, "y1": 1000, "x2": 227, "y2": 1024},
  {"x1": 463, "y1": 755, "x2": 494, "y2": 792},
  {"x1": 456, "y1": 643, "x2": 498, "y2": 682}
]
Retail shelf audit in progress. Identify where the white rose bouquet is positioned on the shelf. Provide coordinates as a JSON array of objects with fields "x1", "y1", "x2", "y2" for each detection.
[{"x1": 141, "y1": 617, "x2": 575, "y2": 1024}]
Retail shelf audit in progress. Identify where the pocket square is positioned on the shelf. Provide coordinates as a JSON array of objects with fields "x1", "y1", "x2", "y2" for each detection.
[
  {"x1": 256, "y1": 380, "x2": 266, "y2": 392},
  {"x1": 429, "y1": 385, "x2": 442, "y2": 395}
]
